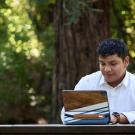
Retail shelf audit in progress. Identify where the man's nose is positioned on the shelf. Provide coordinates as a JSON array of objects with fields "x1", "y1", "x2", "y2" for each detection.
[{"x1": 104, "y1": 66, "x2": 111, "y2": 72}]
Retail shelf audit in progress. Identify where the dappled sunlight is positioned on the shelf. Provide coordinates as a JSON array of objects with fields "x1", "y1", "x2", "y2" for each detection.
[
  {"x1": 2, "y1": 0, "x2": 44, "y2": 62},
  {"x1": 28, "y1": 87, "x2": 46, "y2": 107},
  {"x1": 37, "y1": 117, "x2": 48, "y2": 124},
  {"x1": 129, "y1": 50, "x2": 135, "y2": 58},
  {"x1": 126, "y1": 28, "x2": 133, "y2": 34},
  {"x1": 0, "y1": 0, "x2": 54, "y2": 124}
]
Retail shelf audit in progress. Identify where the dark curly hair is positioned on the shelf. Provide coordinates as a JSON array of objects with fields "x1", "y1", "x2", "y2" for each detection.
[{"x1": 97, "y1": 38, "x2": 129, "y2": 59}]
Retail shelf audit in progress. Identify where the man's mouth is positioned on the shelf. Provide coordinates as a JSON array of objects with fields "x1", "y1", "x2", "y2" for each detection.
[
  {"x1": 105, "y1": 73, "x2": 113, "y2": 76},
  {"x1": 105, "y1": 74, "x2": 114, "y2": 79}
]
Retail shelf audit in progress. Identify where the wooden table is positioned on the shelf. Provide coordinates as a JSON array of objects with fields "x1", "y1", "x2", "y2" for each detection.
[{"x1": 0, "y1": 124, "x2": 135, "y2": 134}]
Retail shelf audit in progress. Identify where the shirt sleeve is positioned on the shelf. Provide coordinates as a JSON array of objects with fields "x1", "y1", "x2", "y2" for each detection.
[
  {"x1": 122, "y1": 111, "x2": 135, "y2": 124},
  {"x1": 74, "y1": 77, "x2": 89, "y2": 90},
  {"x1": 61, "y1": 107, "x2": 65, "y2": 124}
]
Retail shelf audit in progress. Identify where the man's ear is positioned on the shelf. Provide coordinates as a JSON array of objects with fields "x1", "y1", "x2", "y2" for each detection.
[{"x1": 124, "y1": 56, "x2": 129, "y2": 67}]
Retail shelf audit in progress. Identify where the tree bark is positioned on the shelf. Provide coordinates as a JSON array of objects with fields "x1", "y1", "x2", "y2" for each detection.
[{"x1": 52, "y1": 0, "x2": 110, "y2": 123}]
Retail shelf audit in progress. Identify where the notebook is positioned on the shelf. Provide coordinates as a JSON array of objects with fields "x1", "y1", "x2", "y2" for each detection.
[{"x1": 62, "y1": 90, "x2": 110, "y2": 125}]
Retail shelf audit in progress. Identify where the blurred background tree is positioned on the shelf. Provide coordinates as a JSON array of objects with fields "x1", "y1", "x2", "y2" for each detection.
[
  {"x1": 0, "y1": 0, "x2": 55, "y2": 123},
  {"x1": 52, "y1": 0, "x2": 110, "y2": 123},
  {"x1": 0, "y1": 0, "x2": 134, "y2": 124}
]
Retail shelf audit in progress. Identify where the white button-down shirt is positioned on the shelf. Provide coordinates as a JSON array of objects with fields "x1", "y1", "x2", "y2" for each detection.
[{"x1": 61, "y1": 71, "x2": 135, "y2": 124}]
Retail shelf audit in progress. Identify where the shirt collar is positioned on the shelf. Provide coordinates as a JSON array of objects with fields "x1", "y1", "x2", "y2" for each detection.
[
  {"x1": 99, "y1": 71, "x2": 129, "y2": 88},
  {"x1": 99, "y1": 74, "x2": 106, "y2": 86},
  {"x1": 120, "y1": 71, "x2": 129, "y2": 88}
]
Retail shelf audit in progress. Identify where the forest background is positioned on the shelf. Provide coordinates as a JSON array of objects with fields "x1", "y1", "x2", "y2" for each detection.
[{"x1": 0, "y1": 0, "x2": 134, "y2": 124}]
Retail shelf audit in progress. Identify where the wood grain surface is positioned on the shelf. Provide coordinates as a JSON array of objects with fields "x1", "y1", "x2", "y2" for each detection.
[{"x1": 62, "y1": 91, "x2": 107, "y2": 111}]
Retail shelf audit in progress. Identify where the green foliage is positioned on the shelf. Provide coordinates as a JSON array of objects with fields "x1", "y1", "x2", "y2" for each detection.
[
  {"x1": 111, "y1": 0, "x2": 135, "y2": 72},
  {"x1": 0, "y1": 0, "x2": 55, "y2": 123},
  {"x1": 111, "y1": 0, "x2": 135, "y2": 49}
]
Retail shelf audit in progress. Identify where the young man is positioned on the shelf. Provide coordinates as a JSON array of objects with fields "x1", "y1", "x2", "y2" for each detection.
[{"x1": 61, "y1": 38, "x2": 135, "y2": 124}]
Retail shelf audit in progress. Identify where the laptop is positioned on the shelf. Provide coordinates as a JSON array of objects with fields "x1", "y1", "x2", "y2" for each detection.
[{"x1": 62, "y1": 90, "x2": 110, "y2": 125}]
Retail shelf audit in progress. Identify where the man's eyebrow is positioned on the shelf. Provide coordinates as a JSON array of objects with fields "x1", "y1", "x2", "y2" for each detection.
[
  {"x1": 110, "y1": 60, "x2": 117, "y2": 63},
  {"x1": 98, "y1": 59, "x2": 105, "y2": 62},
  {"x1": 98, "y1": 60, "x2": 104, "y2": 63}
]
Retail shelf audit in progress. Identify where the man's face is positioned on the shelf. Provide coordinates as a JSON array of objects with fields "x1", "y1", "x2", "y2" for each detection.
[{"x1": 99, "y1": 54, "x2": 129, "y2": 86}]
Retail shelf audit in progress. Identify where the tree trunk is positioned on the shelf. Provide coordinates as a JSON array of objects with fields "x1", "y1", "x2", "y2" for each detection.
[{"x1": 52, "y1": 0, "x2": 110, "y2": 123}]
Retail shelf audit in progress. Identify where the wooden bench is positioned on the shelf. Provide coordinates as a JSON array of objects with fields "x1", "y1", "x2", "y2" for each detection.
[{"x1": 0, "y1": 124, "x2": 135, "y2": 134}]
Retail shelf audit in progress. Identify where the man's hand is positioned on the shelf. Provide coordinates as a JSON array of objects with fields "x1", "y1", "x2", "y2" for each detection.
[
  {"x1": 111, "y1": 115, "x2": 118, "y2": 124},
  {"x1": 111, "y1": 113, "x2": 129, "y2": 124}
]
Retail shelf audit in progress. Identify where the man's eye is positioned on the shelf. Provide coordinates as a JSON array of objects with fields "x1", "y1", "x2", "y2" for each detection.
[
  {"x1": 111, "y1": 63, "x2": 117, "y2": 66},
  {"x1": 100, "y1": 63, "x2": 105, "y2": 66}
]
